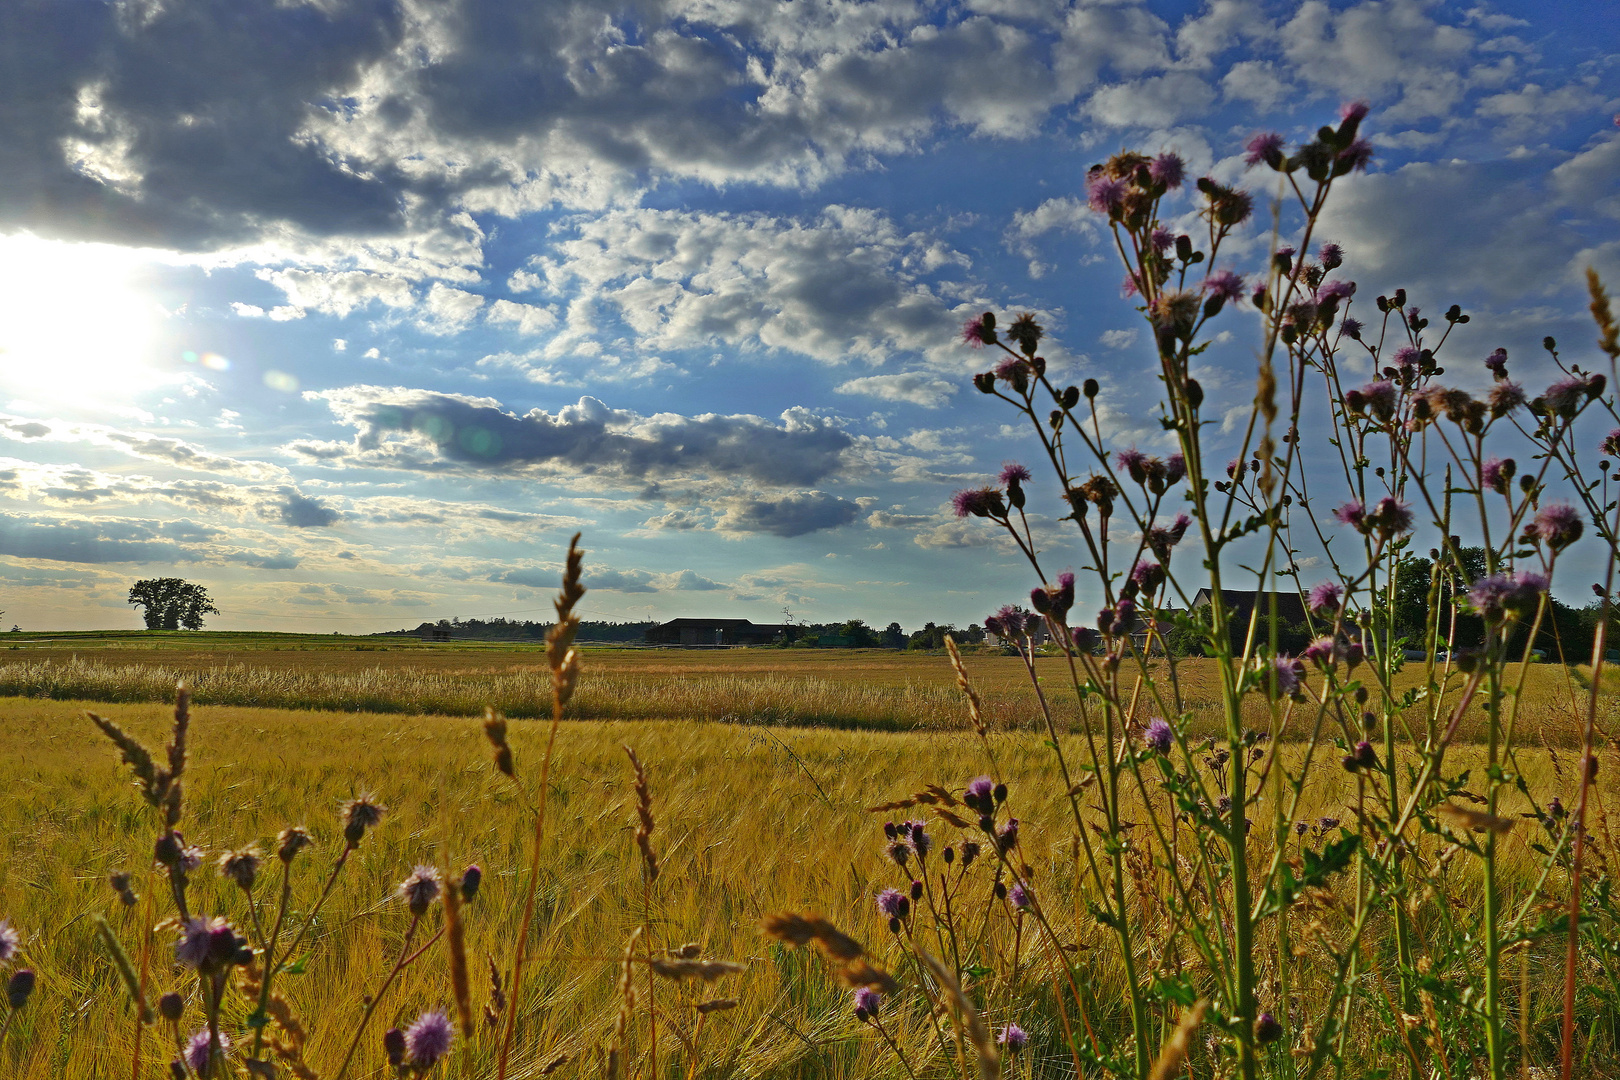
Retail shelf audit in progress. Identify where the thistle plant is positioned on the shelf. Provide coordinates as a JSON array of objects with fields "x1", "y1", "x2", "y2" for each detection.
[{"x1": 945, "y1": 103, "x2": 1620, "y2": 1080}]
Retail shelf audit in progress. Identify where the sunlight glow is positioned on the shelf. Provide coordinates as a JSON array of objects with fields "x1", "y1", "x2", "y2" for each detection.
[{"x1": 0, "y1": 233, "x2": 167, "y2": 404}]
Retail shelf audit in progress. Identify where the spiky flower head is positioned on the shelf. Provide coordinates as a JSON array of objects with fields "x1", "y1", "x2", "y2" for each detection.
[
  {"x1": 1370, "y1": 496, "x2": 1413, "y2": 539},
  {"x1": 902, "y1": 820, "x2": 932, "y2": 858},
  {"x1": 175, "y1": 916, "x2": 226, "y2": 969},
  {"x1": 1319, "y1": 242, "x2": 1344, "y2": 270},
  {"x1": 964, "y1": 775, "x2": 996, "y2": 814},
  {"x1": 1489, "y1": 381, "x2": 1526, "y2": 417},
  {"x1": 1204, "y1": 269, "x2": 1246, "y2": 303},
  {"x1": 1144, "y1": 717, "x2": 1174, "y2": 755},
  {"x1": 1302, "y1": 637, "x2": 1338, "y2": 668},
  {"x1": 218, "y1": 847, "x2": 261, "y2": 892},
  {"x1": 1541, "y1": 376, "x2": 1597, "y2": 419},
  {"x1": 1482, "y1": 458, "x2": 1514, "y2": 494},
  {"x1": 853, "y1": 987, "x2": 883, "y2": 1020},
  {"x1": 1485, "y1": 348, "x2": 1508, "y2": 379},
  {"x1": 998, "y1": 462, "x2": 1031, "y2": 486},
  {"x1": 1333, "y1": 500, "x2": 1367, "y2": 532},
  {"x1": 399, "y1": 866, "x2": 443, "y2": 917},
  {"x1": 1244, "y1": 131, "x2": 1285, "y2": 168},
  {"x1": 0, "y1": 920, "x2": 18, "y2": 965},
  {"x1": 179, "y1": 844, "x2": 205, "y2": 873},
  {"x1": 1337, "y1": 138, "x2": 1374, "y2": 172},
  {"x1": 1255, "y1": 1012, "x2": 1284, "y2": 1044},
  {"x1": 1149, "y1": 153, "x2": 1185, "y2": 188},
  {"x1": 1270, "y1": 656, "x2": 1305, "y2": 699},
  {"x1": 1116, "y1": 448, "x2": 1149, "y2": 484},
  {"x1": 1603, "y1": 429, "x2": 1620, "y2": 458},
  {"x1": 1307, "y1": 580, "x2": 1343, "y2": 615},
  {"x1": 999, "y1": 1022, "x2": 1029, "y2": 1052},
  {"x1": 1150, "y1": 227, "x2": 1175, "y2": 252},
  {"x1": 961, "y1": 314, "x2": 993, "y2": 349},
  {"x1": 276, "y1": 826, "x2": 312, "y2": 863},
  {"x1": 876, "y1": 889, "x2": 907, "y2": 919},
  {"x1": 405, "y1": 1010, "x2": 454, "y2": 1066},
  {"x1": 1340, "y1": 317, "x2": 1363, "y2": 339},
  {"x1": 1086, "y1": 173, "x2": 1127, "y2": 215},
  {"x1": 1534, "y1": 503, "x2": 1584, "y2": 551},
  {"x1": 952, "y1": 487, "x2": 1005, "y2": 519},
  {"x1": 184, "y1": 1030, "x2": 231, "y2": 1075},
  {"x1": 341, "y1": 796, "x2": 386, "y2": 847},
  {"x1": 1466, "y1": 572, "x2": 1548, "y2": 622},
  {"x1": 1393, "y1": 345, "x2": 1420, "y2": 370},
  {"x1": 1008, "y1": 882, "x2": 1033, "y2": 910}
]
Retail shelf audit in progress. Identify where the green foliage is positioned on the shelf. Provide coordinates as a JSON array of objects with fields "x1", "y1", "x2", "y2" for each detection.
[{"x1": 126, "y1": 578, "x2": 218, "y2": 631}]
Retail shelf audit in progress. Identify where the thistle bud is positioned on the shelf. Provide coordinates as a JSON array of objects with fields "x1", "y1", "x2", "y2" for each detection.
[
  {"x1": 159, "y1": 991, "x2": 184, "y2": 1022},
  {"x1": 1083, "y1": 378, "x2": 1099, "y2": 399},
  {"x1": 1060, "y1": 385, "x2": 1080, "y2": 410},
  {"x1": 974, "y1": 372, "x2": 997, "y2": 394}
]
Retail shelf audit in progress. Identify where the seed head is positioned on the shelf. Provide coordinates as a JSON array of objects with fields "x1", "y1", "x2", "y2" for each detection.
[
  {"x1": 276, "y1": 826, "x2": 312, "y2": 863},
  {"x1": 399, "y1": 866, "x2": 443, "y2": 917},
  {"x1": 218, "y1": 847, "x2": 261, "y2": 892},
  {"x1": 341, "y1": 796, "x2": 386, "y2": 847}
]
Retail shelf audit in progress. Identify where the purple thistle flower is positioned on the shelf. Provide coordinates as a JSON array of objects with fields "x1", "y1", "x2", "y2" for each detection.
[
  {"x1": 1341, "y1": 101, "x2": 1370, "y2": 123},
  {"x1": 1340, "y1": 317, "x2": 1363, "y2": 339},
  {"x1": 405, "y1": 1010, "x2": 454, "y2": 1066},
  {"x1": 1308, "y1": 580, "x2": 1344, "y2": 615},
  {"x1": 1371, "y1": 496, "x2": 1413, "y2": 539},
  {"x1": 999, "y1": 462, "x2": 1031, "y2": 486},
  {"x1": 876, "y1": 888, "x2": 906, "y2": 919},
  {"x1": 1244, "y1": 131, "x2": 1285, "y2": 168},
  {"x1": 1337, "y1": 138, "x2": 1374, "y2": 171},
  {"x1": 1008, "y1": 882, "x2": 1033, "y2": 910},
  {"x1": 1087, "y1": 174, "x2": 1127, "y2": 215},
  {"x1": 903, "y1": 819, "x2": 932, "y2": 857},
  {"x1": 1542, "y1": 376, "x2": 1593, "y2": 419},
  {"x1": 966, "y1": 776, "x2": 995, "y2": 805},
  {"x1": 1362, "y1": 380, "x2": 1397, "y2": 420},
  {"x1": 1099, "y1": 596, "x2": 1135, "y2": 636},
  {"x1": 999, "y1": 1023, "x2": 1029, "y2": 1052},
  {"x1": 1150, "y1": 228, "x2": 1175, "y2": 252},
  {"x1": 1149, "y1": 153, "x2": 1185, "y2": 188},
  {"x1": 1603, "y1": 429, "x2": 1620, "y2": 457},
  {"x1": 1482, "y1": 458, "x2": 1511, "y2": 494},
  {"x1": 1116, "y1": 447, "x2": 1149, "y2": 483},
  {"x1": 1302, "y1": 637, "x2": 1338, "y2": 668},
  {"x1": 1316, "y1": 279, "x2": 1356, "y2": 304},
  {"x1": 1393, "y1": 345, "x2": 1420, "y2": 370},
  {"x1": 961, "y1": 315, "x2": 991, "y2": 349},
  {"x1": 1270, "y1": 656, "x2": 1305, "y2": 698},
  {"x1": 854, "y1": 987, "x2": 883, "y2": 1018},
  {"x1": 1333, "y1": 501, "x2": 1367, "y2": 532},
  {"x1": 0, "y1": 921, "x2": 17, "y2": 965},
  {"x1": 1255, "y1": 1012, "x2": 1284, "y2": 1044},
  {"x1": 1144, "y1": 717, "x2": 1174, "y2": 755},
  {"x1": 1165, "y1": 455, "x2": 1186, "y2": 485},
  {"x1": 175, "y1": 916, "x2": 225, "y2": 969},
  {"x1": 1319, "y1": 242, "x2": 1344, "y2": 270},
  {"x1": 341, "y1": 795, "x2": 386, "y2": 847},
  {"x1": 1489, "y1": 381, "x2": 1526, "y2": 416},
  {"x1": 996, "y1": 818, "x2": 1020, "y2": 853},
  {"x1": 1121, "y1": 272, "x2": 1141, "y2": 298},
  {"x1": 398, "y1": 866, "x2": 442, "y2": 917},
  {"x1": 1467, "y1": 572, "x2": 1548, "y2": 621},
  {"x1": 1485, "y1": 348, "x2": 1508, "y2": 379},
  {"x1": 1204, "y1": 269, "x2": 1246, "y2": 303},
  {"x1": 1130, "y1": 559, "x2": 1165, "y2": 594},
  {"x1": 952, "y1": 487, "x2": 1003, "y2": 519},
  {"x1": 1534, "y1": 503, "x2": 1584, "y2": 550},
  {"x1": 184, "y1": 1030, "x2": 231, "y2": 1075}
]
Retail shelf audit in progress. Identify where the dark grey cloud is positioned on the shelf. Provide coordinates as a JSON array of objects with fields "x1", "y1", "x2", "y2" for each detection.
[
  {"x1": 1, "y1": 0, "x2": 409, "y2": 249},
  {"x1": 715, "y1": 490, "x2": 861, "y2": 537},
  {"x1": 302, "y1": 386, "x2": 853, "y2": 487},
  {"x1": 0, "y1": 512, "x2": 195, "y2": 564},
  {"x1": 272, "y1": 490, "x2": 341, "y2": 528}
]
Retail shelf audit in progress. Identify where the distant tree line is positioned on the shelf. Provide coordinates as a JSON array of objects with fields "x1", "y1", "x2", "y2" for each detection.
[{"x1": 378, "y1": 617, "x2": 656, "y2": 642}]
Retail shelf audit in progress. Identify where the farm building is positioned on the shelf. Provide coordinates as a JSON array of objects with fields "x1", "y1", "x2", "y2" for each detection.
[
  {"x1": 644, "y1": 618, "x2": 788, "y2": 647},
  {"x1": 1189, "y1": 589, "x2": 1309, "y2": 626}
]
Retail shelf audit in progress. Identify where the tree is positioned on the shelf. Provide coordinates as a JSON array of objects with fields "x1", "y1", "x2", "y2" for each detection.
[
  {"x1": 880, "y1": 622, "x2": 906, "y2": 649},
  {"x1": 128, "y1": 579, "x2": 219, "y2": 631}
]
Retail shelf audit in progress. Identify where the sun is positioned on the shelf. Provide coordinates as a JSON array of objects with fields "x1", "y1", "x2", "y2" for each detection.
[{"x1": 0, "y1": 232, "x2": 167, "y2": 406}]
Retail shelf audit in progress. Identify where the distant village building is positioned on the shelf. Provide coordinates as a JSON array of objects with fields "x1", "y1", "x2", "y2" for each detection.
[
  {"x1": 1189, "y1": 589, "x2": 1309, "y2": 626},
  {"x1": 983, "y1": 621, "x2": 1050, "y2": 649},
  {"x1": 644, "y1": 618, "x2": 788, "y2": 647}
]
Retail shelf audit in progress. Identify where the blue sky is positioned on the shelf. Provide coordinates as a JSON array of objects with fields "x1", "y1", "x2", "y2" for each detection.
[{"x1": 0, "y1": 0, "x2": 1616, "y2": 632}]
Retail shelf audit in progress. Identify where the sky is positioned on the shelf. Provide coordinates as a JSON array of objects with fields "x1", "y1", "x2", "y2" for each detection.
[{"x1": 0, "y1": 0, "x2": 1616, "y2": 634}]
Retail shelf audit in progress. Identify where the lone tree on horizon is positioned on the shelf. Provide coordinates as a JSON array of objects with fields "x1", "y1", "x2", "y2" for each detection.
[{"x1": 128, "y1": 578, "x2": 219, "y2": 631}]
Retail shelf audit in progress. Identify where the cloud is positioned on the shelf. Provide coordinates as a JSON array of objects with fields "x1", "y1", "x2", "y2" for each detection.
[
  {"x1": 867, "y1": 509, "x2": 934, "y2": 528},
  {"x1": 300, "y1": 385, "x2": 855, "y2": 488},
  {"x1": 494, "y1": 564, "x2": 723, "y2": 593},
  {"x1": 271, "y1": 490, "x2": 341, "y2": 528},
  {"x1": 523, "y1": 206, "x2": 977, "y2": 371},
  {"x1": 0, "y1": 413, "x2": 286, "y2": 480},
  {"x1": 1100, "y1": 328, "x2": 1139, "y2": 349},
  {"x1": 715, "y1": 491, "x2": 862, "y2": 537},
  {"x1": 835, "y1": 372, "x2": 957, "y2": 408},
  {"x1": 0, "y1": 511, "x2": 197, "y2": 564}
]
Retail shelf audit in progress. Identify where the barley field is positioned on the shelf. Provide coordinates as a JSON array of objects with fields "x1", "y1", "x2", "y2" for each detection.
[{"x1": 1, "y1": 634, "x2": 1617, "y2": 1077}]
